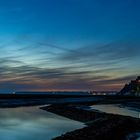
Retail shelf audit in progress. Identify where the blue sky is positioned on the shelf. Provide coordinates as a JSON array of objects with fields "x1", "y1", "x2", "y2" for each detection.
[{"x1": 0, "y1": 0, "x2": 140, "y2": 92}]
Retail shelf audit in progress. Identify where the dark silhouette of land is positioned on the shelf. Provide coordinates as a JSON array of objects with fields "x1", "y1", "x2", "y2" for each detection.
[
  {"x1": 41, "y1": 104, "x2": 140, "y2": 140},
  {"x1": 0, "y1": 93, "x2": 140, "y2": 107},
  {"x1": 119, "y1": 76, "x2": 140, "y2": 96}
]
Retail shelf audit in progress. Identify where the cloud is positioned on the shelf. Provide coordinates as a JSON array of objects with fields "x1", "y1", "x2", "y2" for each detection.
[
  {"x1": 58, "y1": 40, "x2": 140, "y2": 77},
  {"x1": 60, "y1": 40, "x2": 140, "y2": 63},
  {"x1": 0, "y1": 38, "x2": 139, "y2": 92}
]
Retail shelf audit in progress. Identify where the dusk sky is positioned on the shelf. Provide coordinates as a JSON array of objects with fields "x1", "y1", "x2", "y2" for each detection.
[{"x1": 0, "y1": 0, "x2": 140, "y2": 92}]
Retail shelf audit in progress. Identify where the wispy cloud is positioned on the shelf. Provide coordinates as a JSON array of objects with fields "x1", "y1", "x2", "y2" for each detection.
[
  {"x1": 61, "y1": 40, "x2": 140, "y2": 63},
  {"x1": 0, "y1": 37, "x2": 139, "y2": 92}
]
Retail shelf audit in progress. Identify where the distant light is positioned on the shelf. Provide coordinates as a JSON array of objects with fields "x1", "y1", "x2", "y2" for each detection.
[{"x1": 12, "y1": 92, "x2": 16, "y2": 94}]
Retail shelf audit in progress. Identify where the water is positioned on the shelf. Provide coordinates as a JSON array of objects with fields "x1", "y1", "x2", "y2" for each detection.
[
  {"x1": 127, "y1": 133, "x2": 140, "y2": 140},
  {"x1": 90, "y1": 104, "x2": 140, "y2": 118},
  {"x1": 0, "y1": 106, "x2": 85, "y2": 140}
]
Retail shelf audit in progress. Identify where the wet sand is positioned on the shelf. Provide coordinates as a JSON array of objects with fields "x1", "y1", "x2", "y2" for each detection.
[{"x1": 41, "y1": 104, "x2": 140, "y2": 140}]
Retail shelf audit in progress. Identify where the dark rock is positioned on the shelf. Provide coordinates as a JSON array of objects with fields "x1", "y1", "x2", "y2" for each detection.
[{"x1": 119, "y1": 76, "x2": 140, "y2": 96}]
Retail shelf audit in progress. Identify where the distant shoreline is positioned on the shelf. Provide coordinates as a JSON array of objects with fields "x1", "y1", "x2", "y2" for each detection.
[{"x1": 0, "y1": 95, "x2": 140, "y2": 108}]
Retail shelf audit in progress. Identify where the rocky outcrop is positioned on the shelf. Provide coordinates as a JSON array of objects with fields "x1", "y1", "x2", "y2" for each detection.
[{"x1": 119, "y1": 76, "x2": 140, "y2": 96}]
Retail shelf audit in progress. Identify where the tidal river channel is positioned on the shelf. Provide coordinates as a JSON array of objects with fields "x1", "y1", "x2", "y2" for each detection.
[{"x1": 0, "y1": 106, "x2": 85, "y2": 140}]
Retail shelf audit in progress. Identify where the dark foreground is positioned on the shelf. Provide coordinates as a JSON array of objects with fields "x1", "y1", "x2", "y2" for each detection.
[
  {"x1": 0, "y1": 94, "x2": 140, "y2": 139},
  {"x1": 0, "y1": 94, "x2": 140, "y2": 107},
  {"x1": 41, "y1": 104, "x2": 140, "y2": 140}
]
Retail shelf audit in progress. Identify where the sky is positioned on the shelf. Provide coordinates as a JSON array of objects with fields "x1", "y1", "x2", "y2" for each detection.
[{"x1": 0, "y1": 0, "x2": 140, "y2": 92}]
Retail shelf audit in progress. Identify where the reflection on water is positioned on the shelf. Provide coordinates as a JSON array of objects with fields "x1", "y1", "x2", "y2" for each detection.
[
  {"x1": 91, "y1": 104, "x2": 140, "y2": 118},
  {"x1": 0, "y1": 106, "x2": 85, "y2": 140},
  {"x1": 127, "y1": 133, "x2": 140, "y2": 140}
]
